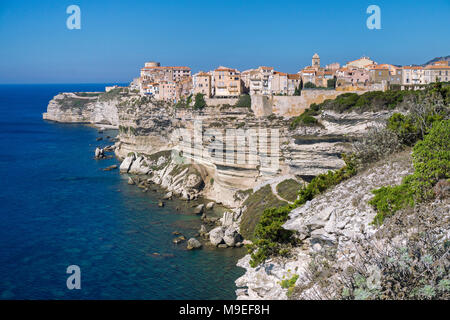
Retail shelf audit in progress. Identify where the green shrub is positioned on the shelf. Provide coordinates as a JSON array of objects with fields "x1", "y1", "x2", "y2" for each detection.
[
  {"x1": 369, "y1": 120, "x2": 450, "y2": 224},
  {"x1": 280, "y1": 274, "x2": 299, "y2": 297},
  {"x1": 410, "y1": 120, "x2": 450, "y2": 200},
  {"x1": 304, "y1": 82, "x2": 316, "y2": 89},
  {"x1": 369, "y1": 183, "x2": 415, "y2": 225},
  {"x1": 235, "y1": 94, "x2": 251, "y2": 108},
  {"x1": 194, "y1": 93, "x2": 207, "y2": 109},
  {"x1": 98, "y1": 87, "x2": 127, "y2": 102},
  {"x1": 387, "y1": 113, "x2": 420, "y2": 146},
  {"x1": 290, "y1": 107, "x2": 321, "y2": 129},
  {"x1": 318, "y1": 90, "x2": 418, "y2": 113},
  {"x1": 239, "y1": 185, "x2": 287, "y2": 241}
]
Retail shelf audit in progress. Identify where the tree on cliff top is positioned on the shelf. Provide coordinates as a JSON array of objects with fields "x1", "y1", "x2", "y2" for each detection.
[{"x1": 194, "y1": 93, "x2": 207, "y2": 109}]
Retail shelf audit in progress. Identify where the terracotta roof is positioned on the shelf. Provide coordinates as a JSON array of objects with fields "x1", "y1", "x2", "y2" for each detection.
[
  {"x1": 403, "y1": 66, "x2": 424, "y2": 70},
  {"x1": 144, "y1": 66, "x2": 190, "y2": 69},
  {"x1": 432, "y1": 60, "x2": 449, "y2": 66},
  {"x1": 287, "y1": 74, "x2": 300, "y2": 80},
  {"x1": 302, "y1": 69, "x2": 316, "y2": 74},
  {"x1": 425, "y1": 65, "x2": 450, "y2": 70},
  {"x1": 372, "y1": 65, "x2": 390, "y2": 70},
  {"x1": 215, "y1": 67, "x2": 239, "y2": 72},
  {"x1": 196, "y1": 72, "x2": 211, "y2": 77}
]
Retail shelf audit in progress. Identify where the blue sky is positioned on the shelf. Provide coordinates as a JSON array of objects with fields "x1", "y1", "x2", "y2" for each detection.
[{"x1": 0, "y1": 0, "x2": 449, "y2": 83}]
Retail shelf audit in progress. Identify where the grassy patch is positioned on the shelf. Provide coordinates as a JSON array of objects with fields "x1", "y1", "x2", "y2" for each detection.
[
  {"x1": 239, "y1": 185, "x2": 287, "y2": 240},
  {"x1": 98, "y1": 87, "x2": 128, "y2": 102},
  {"x1": 234, "y1": 94, "x2": 251, "y2": 108},
  {"x1": 74, "y1": 92, "x2": 101, "y2": 97},
  {"x1": 59, "y1": 97, "x2": 92, "y2": 111},
  {"x1": 276, "y1": 179, "x2": 302, "y2": 202}
]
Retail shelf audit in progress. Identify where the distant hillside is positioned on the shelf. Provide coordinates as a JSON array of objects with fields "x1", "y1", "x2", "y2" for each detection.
[{"x1": 422, "y1": 55, "x2": 450, "y2": 66}]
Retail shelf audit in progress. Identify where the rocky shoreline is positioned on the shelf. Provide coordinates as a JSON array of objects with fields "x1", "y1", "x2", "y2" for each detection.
[{"x1": 43, "y1": 87, "x2": 408, "y2": 298}]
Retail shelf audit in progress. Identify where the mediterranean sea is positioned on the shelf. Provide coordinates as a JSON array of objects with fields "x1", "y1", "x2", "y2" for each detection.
[{"x1": 0, "y1": 84, "x2": 245, "y2": 299}]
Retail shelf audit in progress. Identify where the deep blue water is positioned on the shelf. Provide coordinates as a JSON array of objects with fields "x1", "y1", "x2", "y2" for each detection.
[{"x1": 0, "y1": 84, "x2": 245, "y2": 299}]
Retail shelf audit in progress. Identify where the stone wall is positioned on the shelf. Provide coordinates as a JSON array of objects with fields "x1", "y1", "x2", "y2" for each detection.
[
  {"x1": 205, "y1": 97, "x2": 239, "y2": 107},
  {"x1": 251, "y1": 89, "x2": 367, "y2": 117}
]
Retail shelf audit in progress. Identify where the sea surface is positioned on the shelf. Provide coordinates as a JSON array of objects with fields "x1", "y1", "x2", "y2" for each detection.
[{"x1": 0, "y1": 84, "x2": 245, "y2": 299}]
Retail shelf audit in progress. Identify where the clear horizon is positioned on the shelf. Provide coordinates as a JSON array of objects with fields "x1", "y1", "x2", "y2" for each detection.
[{"x1": 1, "y1": 0, "x2": 449, "y2": 84}]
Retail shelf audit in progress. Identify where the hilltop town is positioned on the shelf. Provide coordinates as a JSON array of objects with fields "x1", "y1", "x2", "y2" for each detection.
[{"x1": 132, "y1": 54, "x2": 450, "y2": 102}]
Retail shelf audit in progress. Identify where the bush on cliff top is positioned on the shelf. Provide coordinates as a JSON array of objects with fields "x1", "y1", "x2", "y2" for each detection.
[
  {"x1": 235, "y1": 94, "x2": 251, "y2": 108},
  {"x1": 194, "y1": 93, "x2": 207, "y2": 109},
  {"x1": 289, "y1": 103, "x2": 321, "y2": 129},
  {"x1": 318, "y1": 90, "x2": 417, "y2": 113}
]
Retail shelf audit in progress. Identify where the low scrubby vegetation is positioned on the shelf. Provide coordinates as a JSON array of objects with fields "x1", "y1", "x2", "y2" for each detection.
[
  {"x1": 289, "y1": 103, "x2": 321, "y2": 129},
  {"x1": 369, "y1": 120, "x2": 449, "y2": 225},
  {"x1": 59, "y1": 97, "x2": 92, "y2": 110},
  {"x1": 239, "y1": 185, "x2": 287, "y2": 241},
  {"x1": 194, "y1": 93, "x2": 207, "y2": 109},
  {"x1": 276, "y1": 179, "x2": 303, "y2": 202},
  {"x1": 174, "y1": 95, "x2": 192, "y2": 109},
  {"x1": 98, "y1": 87, "x2": 128, "y2": 102},
  {"x1": 248, "y1": 83, "x2": 450, "y2": 268},
  {"x1": 320, "y1": 90, "x2": 417, "y2": 113},
  {"x1": 280, "y1": 274, "x2": 299, "y2": 297},
  {"x1": 234, "y1": 94, "x2": 251, "y2": 108},
  {"x1": 248, "y1": 154, "x2": 357, "y2": 267},
  {"x1": 294, "y1": 201, "x2": 450, "y2": 300}
]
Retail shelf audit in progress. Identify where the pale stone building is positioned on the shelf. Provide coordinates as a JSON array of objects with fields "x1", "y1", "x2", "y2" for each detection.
[
  {"x1": 345, "y1": 56, "x2": 377, "y2": 69},
  {"x1": 156, "y1": 81, "x2": 177, "y2": 102},
  {"x1": 193, "y1": 72, "x2": 212, "y2": 97},
  {"x1": 269, "y1": 71, "x2": 288, "y2": 95},
  {"x1": 337, "y1": 67, "x2": 370, "y2": 89},
  {"x1": 402, "y1": 66, "x2": 425, "y2": 85},
  {"x1": 312, "y1": 53, "x2": 320, "y2": 70},
  {"x1": 140, "y1": 64, "x2": 191, "y2": 85},
  {"x1": 138, "y1": 61, "x2": 192, "y2": 101},
  {"x1": 300, "y1": 67, "x2": 316, "y2": 87},
  {"x1": 287, "y1": 74, "x2": 301, "y2": 95},
  {"x1": 212, "y1": 66, "x2": 243, "y2": 97},
  {"x1": 249, "y1": 66, "x2": 274, "y2": 95},
  {"x1": 424, "y1": 61, "x2": 450, "y2": 83}
]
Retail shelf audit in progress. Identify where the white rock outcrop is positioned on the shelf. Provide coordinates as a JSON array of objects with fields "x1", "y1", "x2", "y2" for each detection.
[{"x1": 236, "y1": 151, "x2": 415, "y2": 299}]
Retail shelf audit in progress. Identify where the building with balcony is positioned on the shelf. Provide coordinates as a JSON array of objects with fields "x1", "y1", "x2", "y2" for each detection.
[{"x1": 212, "y1": 66, "x2": 243, "y2": 97}]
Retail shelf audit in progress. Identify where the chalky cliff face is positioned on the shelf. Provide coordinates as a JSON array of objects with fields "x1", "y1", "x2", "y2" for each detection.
[
  {"x1": 43, "y1": 90, "x2": 394, "y2": 207},
  {"x1": 43, "y1": 88, "x2": 413, "y2": 299},
  {"x1": 43, "y1": 92, "x2": 120, "y2": 126}
]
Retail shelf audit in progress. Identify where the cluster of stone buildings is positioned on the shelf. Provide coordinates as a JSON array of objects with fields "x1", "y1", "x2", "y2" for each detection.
[{"x1": 137, "y1": 55, "x2": 450, "y2": 102}]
